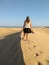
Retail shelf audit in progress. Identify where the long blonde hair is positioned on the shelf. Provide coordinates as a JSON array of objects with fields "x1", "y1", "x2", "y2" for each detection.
[{"x1": 25, "y1": 16, "x2": 30, "y2": 23}]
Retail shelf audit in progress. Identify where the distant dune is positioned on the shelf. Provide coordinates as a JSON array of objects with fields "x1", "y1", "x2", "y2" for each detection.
[{"x1": 0, "y1": 28, "x2": 49, "y2": 65}]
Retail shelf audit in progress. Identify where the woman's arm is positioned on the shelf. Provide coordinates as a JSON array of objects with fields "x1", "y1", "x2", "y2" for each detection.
[
  {"x1": 30, "y1": 22, "x2": 32, "y2": 29},
  {"x1": 23, "y1": 21, "x2": 25, "y2": 29}
]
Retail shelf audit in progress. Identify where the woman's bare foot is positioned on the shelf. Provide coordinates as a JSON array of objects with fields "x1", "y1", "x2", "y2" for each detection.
[{"x1": 24, "y1": 39, "x2": 30, "y2": 41}]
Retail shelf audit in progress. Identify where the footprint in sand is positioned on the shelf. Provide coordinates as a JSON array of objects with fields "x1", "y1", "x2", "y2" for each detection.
[
  {"x1": 28, "y1": 46, "x2": 36, "y2": 51},
  {"x1": 35, "y1": 50, "x2": 43, "y2": 57},
  {"x1": 35, "y1": 53, "x2": 39, "y2": 57},
  {"x1": 46, "y1": 59, "x2": 49, "y2": 65},
  {"x1": 33, "y1": 45, "x2": 36, "y2": 48},
  {"x1": 38, "y1": 62, "x2": 42, "y2": 65},
  {"x1": 34, "y1": 53, "x2": 39, "y2": 57},
  {"x1": 29, "y1": 48, "x2": 30, "y2": 49},
  {"x1": 46, "y1": 59, "x2": 49, "y2": 62},
  {"x1": 29, "y1": 48, "x2": 32, "y2": 51}
]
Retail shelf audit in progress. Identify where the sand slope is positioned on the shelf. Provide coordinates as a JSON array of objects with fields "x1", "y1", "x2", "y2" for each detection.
[
  {"x1": 0, "y1": 28, "x2": 49, "y2": 65},
  {"x1": 21, "y1": 28, "x2": 49, "y2": 65}
]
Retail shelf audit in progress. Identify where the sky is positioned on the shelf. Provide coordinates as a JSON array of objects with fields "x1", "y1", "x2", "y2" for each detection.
[{"x1": 0, "y1": 0, "x2": 49, "y2": 26}]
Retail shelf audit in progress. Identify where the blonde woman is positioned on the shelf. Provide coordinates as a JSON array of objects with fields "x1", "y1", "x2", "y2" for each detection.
[{"x1": 23, "y1": 16, "x2": 33, "y2": 41}]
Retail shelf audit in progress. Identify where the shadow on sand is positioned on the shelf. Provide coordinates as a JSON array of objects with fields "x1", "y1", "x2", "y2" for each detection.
[{"x1": 0, "y1": 32, "x2": 25, "y2": 65}]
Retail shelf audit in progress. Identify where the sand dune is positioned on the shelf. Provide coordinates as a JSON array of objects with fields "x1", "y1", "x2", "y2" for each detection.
[{"x1": 0, "y1": 28, "x2": 49, "y2": 65}]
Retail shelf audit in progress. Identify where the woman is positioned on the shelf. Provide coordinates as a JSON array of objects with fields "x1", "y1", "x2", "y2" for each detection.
[{"x1": 23, "y1": 16, "x2": 33, "y2": 41}]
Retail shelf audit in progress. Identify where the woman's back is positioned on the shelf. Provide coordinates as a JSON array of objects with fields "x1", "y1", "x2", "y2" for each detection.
[{"x1": 24, "y1": 22, "x2": 31, "y2": 28}]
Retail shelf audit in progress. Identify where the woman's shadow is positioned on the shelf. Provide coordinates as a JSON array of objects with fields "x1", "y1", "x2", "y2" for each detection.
[{"x1": 0, "y1": 31, "x2": 25, "y2": 65}]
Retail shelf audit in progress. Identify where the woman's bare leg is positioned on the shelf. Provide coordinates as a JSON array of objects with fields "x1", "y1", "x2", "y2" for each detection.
[
  {"x1": 23, "y1": 33, "x2": 25, "y2": 39},
  {"x1": 26, "y1": 33, "x2": 28, "y2": 41}
]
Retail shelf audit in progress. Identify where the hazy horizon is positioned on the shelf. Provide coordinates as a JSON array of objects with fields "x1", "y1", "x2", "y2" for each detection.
[{"x1": 0, "y1": 25, "x2": 49, "y2": 28}]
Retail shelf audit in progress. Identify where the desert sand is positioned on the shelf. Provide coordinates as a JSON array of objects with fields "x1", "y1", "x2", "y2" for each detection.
[{"x1": 0, "y1": 28, "x2": 49, "y2": 65}]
